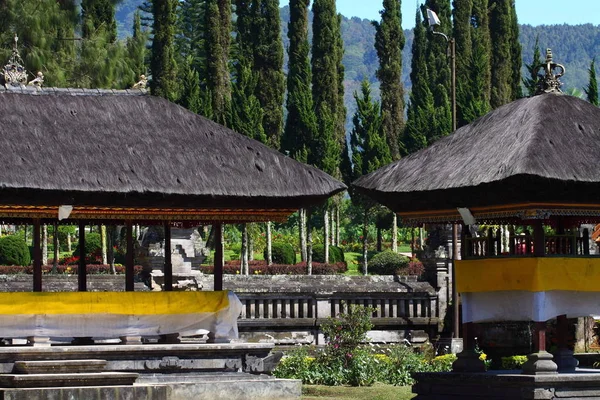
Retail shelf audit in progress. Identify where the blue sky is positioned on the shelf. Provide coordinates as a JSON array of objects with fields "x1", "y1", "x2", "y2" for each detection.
[{"x1": 278, "y1": 1, "x2": 600, "y2": 29}]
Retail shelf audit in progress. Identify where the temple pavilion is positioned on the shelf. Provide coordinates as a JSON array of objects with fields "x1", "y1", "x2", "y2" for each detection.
[{"x1": 353, "y1": 50, "x2": 600, "y2": 398}]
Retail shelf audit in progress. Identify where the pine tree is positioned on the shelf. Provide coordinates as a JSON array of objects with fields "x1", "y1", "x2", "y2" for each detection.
[
  {"x1": 81, "y1": 0, "x2": 117, "y2": 43},
  {"x1": 177, "y1": 0, "x2": 206, "y2": 75},
  {"x1": 126, "y1": 11, "x2": 149, "y2": 82},
  {"x1": 205, "y1": 0, "x2": 232, "y2": 125},
  {"x1": 523, "y1": 36, "x2": 542, "y2": 96},
  {"x1": 178, "y1": 56, "x2": 203, "y2": 113},
  {"x1": 349, "y1": 81, "x2": 391, "y2": 274},
  {"x1": 150, "y1": 0, "x2": 178, "y2": 100},
  {"x1": 585, "y1": 58, "x2": 599, "y2": 106},
  {"x1": 282, "y1": 0, "x2": 317, "y2": 160},
  {"x1": 373, "y1": 0, "x2": 405, "y2": 160}
]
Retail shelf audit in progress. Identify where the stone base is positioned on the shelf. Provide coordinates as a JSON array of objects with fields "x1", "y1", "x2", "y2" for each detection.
[
  {"x1": 522, "y1": 351, "x2": 558, "y2": 375},
  {"x1": 413, "y1": 370, "x2": 600, "y2": 399},
  {"x1": 0, "y1": 385, "x2": 168, "y2": 400},
  {"x1": 452, "y1": 348, "x2": 486, "y2": 373},
  {"x1": 554, "y1": 348, "x2": 579, "y2": 372}
]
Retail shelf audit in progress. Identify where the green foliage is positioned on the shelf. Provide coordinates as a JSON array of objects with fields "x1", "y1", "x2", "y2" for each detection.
[
  {"x1": 585, "y1": 58, "x2": 599, "y2": 106},
  {"x1": 82, "y1": 0, "x2": 117, "y2": 43},
  {"x1": 311, "y1": 244, "x2": 345, "y2": 264},
  {"x1": 264, "y1": 242, "x2": 296, "y2": 265},
  {"x1": 150, "y1": 0, "x2": 178, "y2": 101},
  {"x1": 501, "y1": 355, "x2": 528, "y2": 370},
  {"x1": 73, "y1": 232, "x2": 102, "y2": 259},
  {"x1": 373, "y1": 0, "x2": 405, "y2": 160},
  {"x1": 368, "y1": 251, "x2": 409, "y2": 275},
  {"x1": 523, "y1": 36, "x2": 542, "y2": 96},
  {"x1": 0, "y1": 235, "x2": 31, "y2": 266}
]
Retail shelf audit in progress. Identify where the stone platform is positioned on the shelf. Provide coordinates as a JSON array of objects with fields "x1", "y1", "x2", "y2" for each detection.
[
  {"x1": 413, "y1": 369, "x2": 600, "y2": 399},
  {"x1": 0, "y1": 343, "x2": 301, "y2": 400}
]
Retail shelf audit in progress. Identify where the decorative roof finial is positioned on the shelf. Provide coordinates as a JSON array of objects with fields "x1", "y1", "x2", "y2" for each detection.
[
  {"x1": 0, "y1": 33, "x2": 28, "y2": 88},
  {"x1": 534, "y1": 48, "x2": 565, "y2": 95}
]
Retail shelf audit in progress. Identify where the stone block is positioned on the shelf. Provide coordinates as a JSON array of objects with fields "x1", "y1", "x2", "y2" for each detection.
[{"x1": 14, "y1": 359, "x2": 107, "y2": 374}]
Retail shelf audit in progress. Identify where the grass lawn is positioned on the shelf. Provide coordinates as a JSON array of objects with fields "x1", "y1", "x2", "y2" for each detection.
[
  {"x1": 344, "y1": 252, "x2": 361, "y2": 275},
  {"x1": 302, "y1": 384, "x2": 415, "y2": 399}
]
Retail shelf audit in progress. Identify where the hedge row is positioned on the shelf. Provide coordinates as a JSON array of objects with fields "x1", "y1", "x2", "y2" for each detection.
[
  {"x1": 0, "y1": 265, "x2": 143, "y2": 275},
  {"x1": 200, "y1": 260, "x2": 347, "y2": 275}
]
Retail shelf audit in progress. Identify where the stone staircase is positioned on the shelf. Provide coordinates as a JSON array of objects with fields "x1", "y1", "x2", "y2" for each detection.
[{"x1": 147, "y1": 228, "x2": 206, "y2": 273}]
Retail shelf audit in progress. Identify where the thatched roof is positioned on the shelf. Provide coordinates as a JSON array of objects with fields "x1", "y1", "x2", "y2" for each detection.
[
  {"x1": 0, "y1": 87, "x2": 345, "y2": 212},
  {"x1": 352, "y1": 94, "x2": 600, "y2": 217}
]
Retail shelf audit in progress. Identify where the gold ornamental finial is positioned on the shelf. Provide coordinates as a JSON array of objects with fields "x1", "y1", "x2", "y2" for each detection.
[{"x1": 534, "y1": 49, "x2": 566, "y2": 95}]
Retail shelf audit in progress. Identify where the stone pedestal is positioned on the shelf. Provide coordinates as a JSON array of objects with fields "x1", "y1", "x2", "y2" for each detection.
[
  {"x1": 521, "y1": 351, "x2": 558, "y2": 375},
  {"x1": 553, "y1": 348, "x2": 579, "y2": 372},
  {"x1": 452, "y1": 348, "x2": 486, "y2": 373},
  {"x1": 26, "y1": 337, "x2": 50, "y2": 348}
]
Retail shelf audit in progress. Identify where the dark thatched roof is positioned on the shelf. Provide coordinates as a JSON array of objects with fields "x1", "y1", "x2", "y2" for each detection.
[
  {"x1": 352, "y1": 93, "x2": 600, "y2": 214},
  {"x1": 0, "y1": 87, "x2": 345, "y2": 210}
]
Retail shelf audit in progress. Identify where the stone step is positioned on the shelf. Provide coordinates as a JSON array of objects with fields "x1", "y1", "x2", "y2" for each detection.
[
  {"x1": 0, "y1": 372, "x2": 139, "y2": 388},
  {"x1": 14, "y1": 359, "x2": 107, "y2": 374}
]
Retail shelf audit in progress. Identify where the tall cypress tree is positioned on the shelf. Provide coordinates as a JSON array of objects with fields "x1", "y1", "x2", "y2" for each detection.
[
  {"x1": 585, "y1": 58, "x2": 599, "y2": 106},
  {"x1": 177, "y1": 0, "x2": 206, "y2": 76},
  {"x1": 127, "y1": 11, "x2": 149, "y2": 81},
  {"x1": 282, "y1": 0, "x2": 317, "y2": 160},
  {"x1": 489, "y1": 0, "x2": 521, "y2": 108},
  {"x1": 150, "y1": 0, "x2": 178, "y2": 100},
  {"x1": 311, "y1": 0, "x2": 341, "y2": 175},
  {"x1": 205, "y1": 0, "x2": 232, "y2": 125},
  {"x1": 422, "y1": 1, "x2": 452, "y2": 141},
  {"x1": 509, "y1": 0, "x2": 522, "y2": 99},
  {"x1": 81, "y1": 0, "x2": 117, "y2": 43},
  {"x1": 453, "y1": 0, "x2": 491, "y2": 125},
  {"x1": 250, "y1": 0, "x2": 286, "y2": 149},
  {"x1": 373, "y1": 0, "x2": 405, "y2": 160},
  {"x1": 405, "y1": 9, "x2": 434, "y2": 154}
]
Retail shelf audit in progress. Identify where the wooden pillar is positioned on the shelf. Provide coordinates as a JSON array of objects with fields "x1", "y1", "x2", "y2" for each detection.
[
  {"x1": 533, "y1": 221, "x2": 545, "y2": 257},
  {"x1": 163, "y1": 221, "x2": 173, "y2": 291},
  {"x1": 78, "y1": 221, "x2": 87, "y2": 292},
  {"x1": 533, "y1": 321, "x2": 547, "y2": 352},
  {"x1": 32, "y1": 219, "x2": 42, "y2": 292},
  {"x1": 214, "y1": 223, "x2": 223, "y2": 291},
  {"x1": 125, "y1": 221, "x2": 134, "y2": 292}
]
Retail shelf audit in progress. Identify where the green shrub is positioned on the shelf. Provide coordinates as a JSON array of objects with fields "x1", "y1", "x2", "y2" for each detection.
[
  {"x1": 501, "y1": 355, "x2": 528, "y2": 370},
  {"x1": 0, "y1": 235, "x2": 31, "y2": 266},
  {"x1": 73, "y1": 232, "x2": 102, "y2": 258},
  {"x1": 264, "y1": 242, "x2": 296, "y2": 265},
  {"x1": 312, "y1": 244, "x2": 346, "y2": 264},
  {"x1": 430, "y1": 354, "x2": 457, "y2": 371},
  {"x1": 368, "y1": 251, "x2": 409, "y2": 275}
]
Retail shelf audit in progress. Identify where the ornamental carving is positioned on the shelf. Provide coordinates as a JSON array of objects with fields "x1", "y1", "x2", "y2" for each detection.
[
  {"x1": 1, "y1": 34, "x2": 28, "y2": 88},
  {"x1": 535, "y1": 49, "x2": 565, "y2": 95}
]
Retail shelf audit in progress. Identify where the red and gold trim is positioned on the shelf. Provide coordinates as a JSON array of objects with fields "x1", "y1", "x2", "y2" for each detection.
[{"x1": 0, "y1": 205, "x2": 296, "y2": 223}]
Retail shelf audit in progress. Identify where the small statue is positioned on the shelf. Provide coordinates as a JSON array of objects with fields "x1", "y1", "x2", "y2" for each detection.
[
  {"x1": 132, "y1": 74, "x2": 147, "y2": 89},
  {"x1": 28, "y1": 71, "x2": 44, "y2": 88}
]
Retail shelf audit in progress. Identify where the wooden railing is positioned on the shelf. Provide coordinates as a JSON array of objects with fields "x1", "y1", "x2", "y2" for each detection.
[
  {"x1": 463, "y1": 229, "x2": 595, "y2": 259},
  {"x1": 236, "y1": 293, "x2": 438, "y2": 329}
]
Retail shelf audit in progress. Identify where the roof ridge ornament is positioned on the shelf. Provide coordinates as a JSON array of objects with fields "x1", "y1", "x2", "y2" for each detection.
[
  {"x1": 534, "y1": 48, "x2": 565, "y2": 95},
  {"x1": 1, "y1": 34, "x2": 28, "y2": 88}
]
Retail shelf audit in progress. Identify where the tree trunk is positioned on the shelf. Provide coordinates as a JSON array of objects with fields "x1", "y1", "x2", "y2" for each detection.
[
  {"x1": 307, "y1": 209, "x2": 313, "y2": 275},
  {"x1": 249, "y1": 234, "x2": 254, "y2": 262},
  {"x1": 362, "y1": 209, "x2": 369, "y2": 275},
  {"x1": 419, "y1": 225, "x2": 425, "y2": 249},
  {"x1": 324, "y1": 209, "x2": 330, "y2": 264},
  {"x1": 241, "y1": 224, "x2": 249, "y2": 275},
  {"x1": 42, "y1": 224, "x2": 48, "y2": 265},
  {"x1": 67, "y1": 232, "x2": 72, "y2": 253},
  {"x1": 392, "y1": 214, "x2": 398, "y2": 253},
  {"x1": 336, "y1": 205, "x2": 341, "y2": 246},
  {"x1": 299, "y1": 209, "x2": 307, "y2": 262},
  {"x1": 52, "y1": 222, "x2": 59, "y2": 274},
  {"x1": 101, "y1": 225, "x2": 108, "y2": 265},
  {"x1": 376, "y1": 226, "x2": 382, "y2": 252},
  {"x1": 266, "y1": 221, "x2": 273, "y2": 266},
  {"x1": 330, "y1": 210, "x2": 335, "y2": 246},
  {"x1": 108, "y1": 226, "x2": 116, "y2": 275}
]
